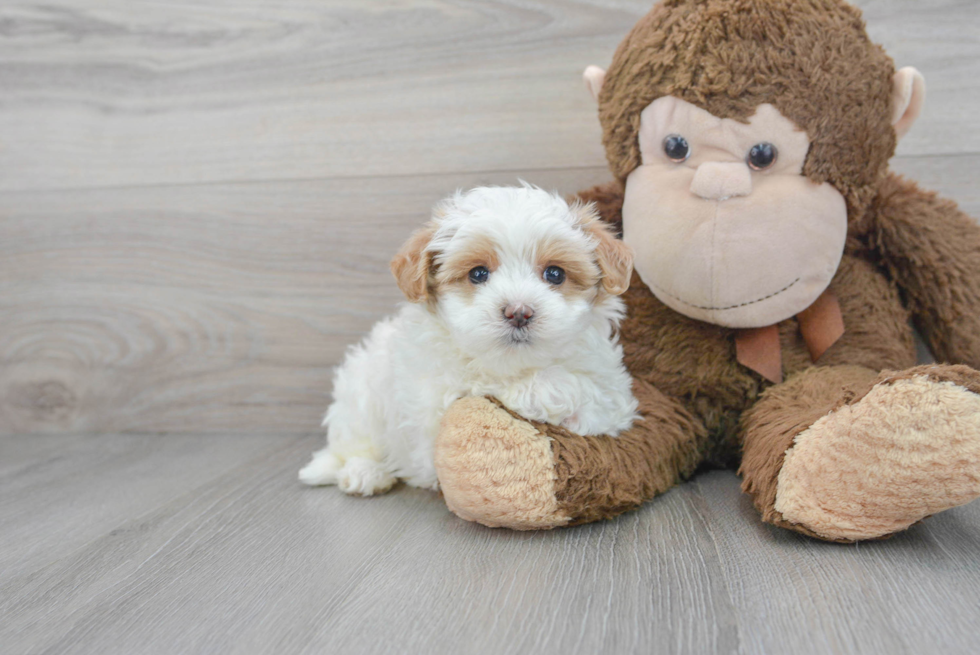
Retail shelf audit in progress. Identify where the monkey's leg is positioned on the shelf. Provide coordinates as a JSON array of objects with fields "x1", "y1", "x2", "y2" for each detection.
[
  {"x1": 740, "y1": 364, "x2": 980, "y2": 542},
  {"x1": 434, "y1": 380, "x2": 707, "y2": 530},
  {"x1": 871, "y1": 173, "x2": 980, "y2": 368}
]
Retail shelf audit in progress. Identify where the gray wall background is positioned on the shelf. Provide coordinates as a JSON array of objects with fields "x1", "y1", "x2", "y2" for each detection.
[{"x1": 1, "y1": 0, "x2": 977, "y2": 435}]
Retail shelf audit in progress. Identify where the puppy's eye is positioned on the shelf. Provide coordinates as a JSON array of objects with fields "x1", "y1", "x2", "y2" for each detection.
[
  {"x1": 468, "y1": 266, "x2": 490, "y2": 284},
  {"x1": 747, "y1": 142, "x2": 778, "y2": 171},
  {"x1": 663, "y1": 134, "x2": 690, "y2": 163},
  {"x1": 543, "y1": 266, "x2": 565, "y2": 286}
]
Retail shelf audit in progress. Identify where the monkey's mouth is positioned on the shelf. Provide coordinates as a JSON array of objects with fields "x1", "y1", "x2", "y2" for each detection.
[{"x1": 650, "y1": 277, "x2": 801, "y2": 312}]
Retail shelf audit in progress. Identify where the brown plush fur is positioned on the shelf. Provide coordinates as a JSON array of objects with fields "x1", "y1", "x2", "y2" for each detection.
[
  {"x1": 863, "y1": 175, "x2": 980, "y2": 369},
  {"x1": 434, "y1": 0, "x2": 980, "y2": 540},
  {"x1": 583, "y1": 0, "x2": 980, "y2": 537},
  {"x1": 550, "y1": 379, "x2": 707, "y2": 524},
  {"x1": 599, "y1": 0, "x2": 896, "y2": 215}
]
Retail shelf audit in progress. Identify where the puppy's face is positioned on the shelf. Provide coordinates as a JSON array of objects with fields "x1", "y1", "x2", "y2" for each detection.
[{"x1": 390, "y1": 186, "x2": 633, "y2": 370}]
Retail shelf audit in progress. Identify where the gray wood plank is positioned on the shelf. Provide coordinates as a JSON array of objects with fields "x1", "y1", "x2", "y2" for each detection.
[
  {"x1": 860, "y1": 0, "x2": 980, "y2": 158},
  {"x1": 689, "y1": 472, "x2": 980, "y2": 655},
  {"x1": 0, "y1": 166, "x2": 613, "y2": 436},
  {"x1": 0, "y1": 433, "x2": 302, "y2": 581},
  {"x1": 1, "y1": 435, "x2": 978, "y2": 655},
  {"x1": 1, "y1": 2, "x2": 978, "y2": 653},
  {"x1": 0, "y1": 0, "x2": 975, "y2": 192}
]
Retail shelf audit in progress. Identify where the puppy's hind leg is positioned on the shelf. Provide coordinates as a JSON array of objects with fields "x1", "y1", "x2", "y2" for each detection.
[
  {"x1": 337, "y1": 456, "x2": 397, "y2": 496},
  {"x1": 299, "y1": 446, "x2": 397, "y2": 495},
  {"x1": 302, "y1": 318, "x2": 399, "y2": 493}
]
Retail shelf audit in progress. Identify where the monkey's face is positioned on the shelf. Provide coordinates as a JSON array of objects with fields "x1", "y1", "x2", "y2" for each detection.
[{"x1": 621, "y1": 97, "x2": 848, "y2": 328}]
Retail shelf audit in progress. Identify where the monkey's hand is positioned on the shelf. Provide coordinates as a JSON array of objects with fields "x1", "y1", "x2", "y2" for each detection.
[
  {"x1": 432, "y1": 380, "x2": 705, "y2": 530},
  {"x1": 870, "y1": 173, "x2": 980, "y2": 368}
]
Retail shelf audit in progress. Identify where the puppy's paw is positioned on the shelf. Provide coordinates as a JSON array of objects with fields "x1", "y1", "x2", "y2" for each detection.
[
  {"x1": 560, "y1": 406, "x2": 631, "y2": 437},
  {"x1": 299, "y1": 449, "x2": 343, "y2": 486},
  {"x1": 338, "y1": 457, "x2": 397, "y2": 496},
  {"x1": 560, "y1": 413, "x2": 581, "y2": 433},
  {"x1": 500, "y1": 367, "x2": 578, "y2": 426}
]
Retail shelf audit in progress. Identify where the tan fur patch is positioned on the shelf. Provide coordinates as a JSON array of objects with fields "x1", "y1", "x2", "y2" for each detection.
[
  {"x1": 536, "y1": 237, "x2": 600, "y2": 301},
  {"x1": 434, "y1": 396, "x2": 571, "y2": 530},
  {"x1": 432, "y1": 234, "x2": 499, "y2": 299},
  {"x1": 775, "y1": 375, "x2": 980, "y2": 541},
  {"x1": 435, "y1": 234, "x2": 499, "y2": 285},
  {"x1": 390, "y1": 223, "x2": 438, "y2": 303},
  {"x1": 576, "y1": 212, "x2": 633, "y2": 296},
  {"x1": 568, "y1": 202, "x2": 634, "y2": 296}
]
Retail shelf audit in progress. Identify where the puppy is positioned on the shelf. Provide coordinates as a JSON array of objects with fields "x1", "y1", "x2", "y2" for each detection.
[{"x1": 299, "y1": 185, "x2": 638, "y2": 495}]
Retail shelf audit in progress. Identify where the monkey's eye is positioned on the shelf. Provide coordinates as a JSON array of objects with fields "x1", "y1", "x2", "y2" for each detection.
[
  {"x1": 468, "y1": 266, "x2": 490, "y2": 284},
  {"x1": 747, "y1": 142, "x2": 778, "y2": 171},
  {"x1": 663, "y1": 135, "x2": 691, "y2": 163},
  {"x1": 543, "y1": 266, "x2": 565, "y2": 286}
]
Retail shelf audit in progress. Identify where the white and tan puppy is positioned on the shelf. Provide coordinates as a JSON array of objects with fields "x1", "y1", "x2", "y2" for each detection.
[{"x1": 299, "y1": 185, "x2": 638, "y2": 495}]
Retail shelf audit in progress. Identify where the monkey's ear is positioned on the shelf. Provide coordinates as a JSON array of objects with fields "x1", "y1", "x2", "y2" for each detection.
[
  {"x1": 390, "y1": 224, "x2": 437, "y2": 302},
  {"x1": 891, "y1": 67, "x2": 926, "y2": 140},
  {"x1": 583, "y1": 66, "x2": 607, "y2": 103},
  {"x1": 586, "y1": 221, "x2": 634, "y2": 296}
]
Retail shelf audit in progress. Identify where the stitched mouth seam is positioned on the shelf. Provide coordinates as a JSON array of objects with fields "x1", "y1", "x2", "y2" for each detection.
[{"x1": 650, "y1": 277, "x2": 801, "y2": 311}]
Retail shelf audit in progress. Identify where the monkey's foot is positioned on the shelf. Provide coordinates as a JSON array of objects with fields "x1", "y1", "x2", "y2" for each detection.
[
  {"x1": 775, "y1": 365, "x2": 980, "y2": 541},
  {"x1": 434, "y1": 397, "x2": 571, "y2": 530}
]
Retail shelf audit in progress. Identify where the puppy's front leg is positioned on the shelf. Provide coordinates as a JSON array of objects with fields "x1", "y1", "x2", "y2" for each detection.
[
  {"x1": 561, "y1": 372, "x2": 638, "y2": 437},
  {"x1": 495, "y1": 367, "x2": 580, "y2": 427}
]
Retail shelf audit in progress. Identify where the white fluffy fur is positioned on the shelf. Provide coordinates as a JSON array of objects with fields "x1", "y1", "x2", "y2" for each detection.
[{"x1": 299, "y1": 185, "x2": 638, "y2": 495}]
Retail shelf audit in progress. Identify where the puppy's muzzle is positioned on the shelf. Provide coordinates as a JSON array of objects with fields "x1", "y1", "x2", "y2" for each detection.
[{"x1": 503, "y1": 303, "x2": 534, "y2": 328}]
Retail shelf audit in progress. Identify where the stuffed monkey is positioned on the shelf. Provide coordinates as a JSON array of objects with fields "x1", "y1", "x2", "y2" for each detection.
[{"x1": 432, "y1": 0, "x2": 980, "y2": 542}]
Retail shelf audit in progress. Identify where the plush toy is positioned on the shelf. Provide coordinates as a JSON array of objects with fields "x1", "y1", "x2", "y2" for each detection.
[{"x1": 431, "y1": 0, "x2": 980, "y2": 542}]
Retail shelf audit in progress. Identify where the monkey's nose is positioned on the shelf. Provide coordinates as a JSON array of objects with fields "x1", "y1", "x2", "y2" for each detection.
[
  {"x1": 690, "y1": 162, "x2": 753, "y2": 200},
  {"x1": 503, "y1": 303, "x2": 534, "y2": 328}
]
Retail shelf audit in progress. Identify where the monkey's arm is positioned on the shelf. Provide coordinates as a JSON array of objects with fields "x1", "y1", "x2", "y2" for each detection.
[
  {"x1": 434, "y1": 380, "x2": 706, "y2": 529},
  {"x1": 869, "y1": 173, "x2": 980, "y2": 368}
]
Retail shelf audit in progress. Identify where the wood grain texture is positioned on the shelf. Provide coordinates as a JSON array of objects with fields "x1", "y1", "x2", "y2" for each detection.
[
  {"x1": 1, "y1": 157, "x2": 976, "y2": 435},
  {"x1": 0, "y1": 433, "x2": 299, "y2": 581},
  {"x1": 0, "y1": 0, "x2": 978, "y2": 435},
  {"x1": 1, "y1": 434, "x2": 978, "y2": 655},
  {"x1": 1, "y1": 0, "x2": 978, "y2": 435},
  {"x1": 2, "y1": 3, "x2": 979, "y2": 654},
  {"x1": 0, "y1": 167, "x2": 612, "y2": 435},
  {"x1": 0, "y1": 0, "x2": 976, "y2": 192}
]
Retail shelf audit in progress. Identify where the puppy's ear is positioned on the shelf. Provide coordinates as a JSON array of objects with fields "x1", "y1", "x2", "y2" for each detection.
[
  {"x1": 390, "y1": 224, "x2": 437, "y2": 302},
  {"x1": 576, "y1": 206, "x2": 633, "y2": 296}
]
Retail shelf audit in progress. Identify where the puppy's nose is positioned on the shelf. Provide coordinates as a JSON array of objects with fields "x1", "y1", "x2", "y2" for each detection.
[
  {"x1": 690, "y1": 162, "x2": 752, "y2": 200},
  {"x1": 503, "y1": 303, "x2": 534, "y2": 328}
]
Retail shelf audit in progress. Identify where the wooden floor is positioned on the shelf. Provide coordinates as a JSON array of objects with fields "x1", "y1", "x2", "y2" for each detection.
[
  {"x1": 3, "y1": 434, "x2": 980, "y2": 655},
  {"x1": 1, "y1": 1, "x2": 979, "y2": 654}
]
